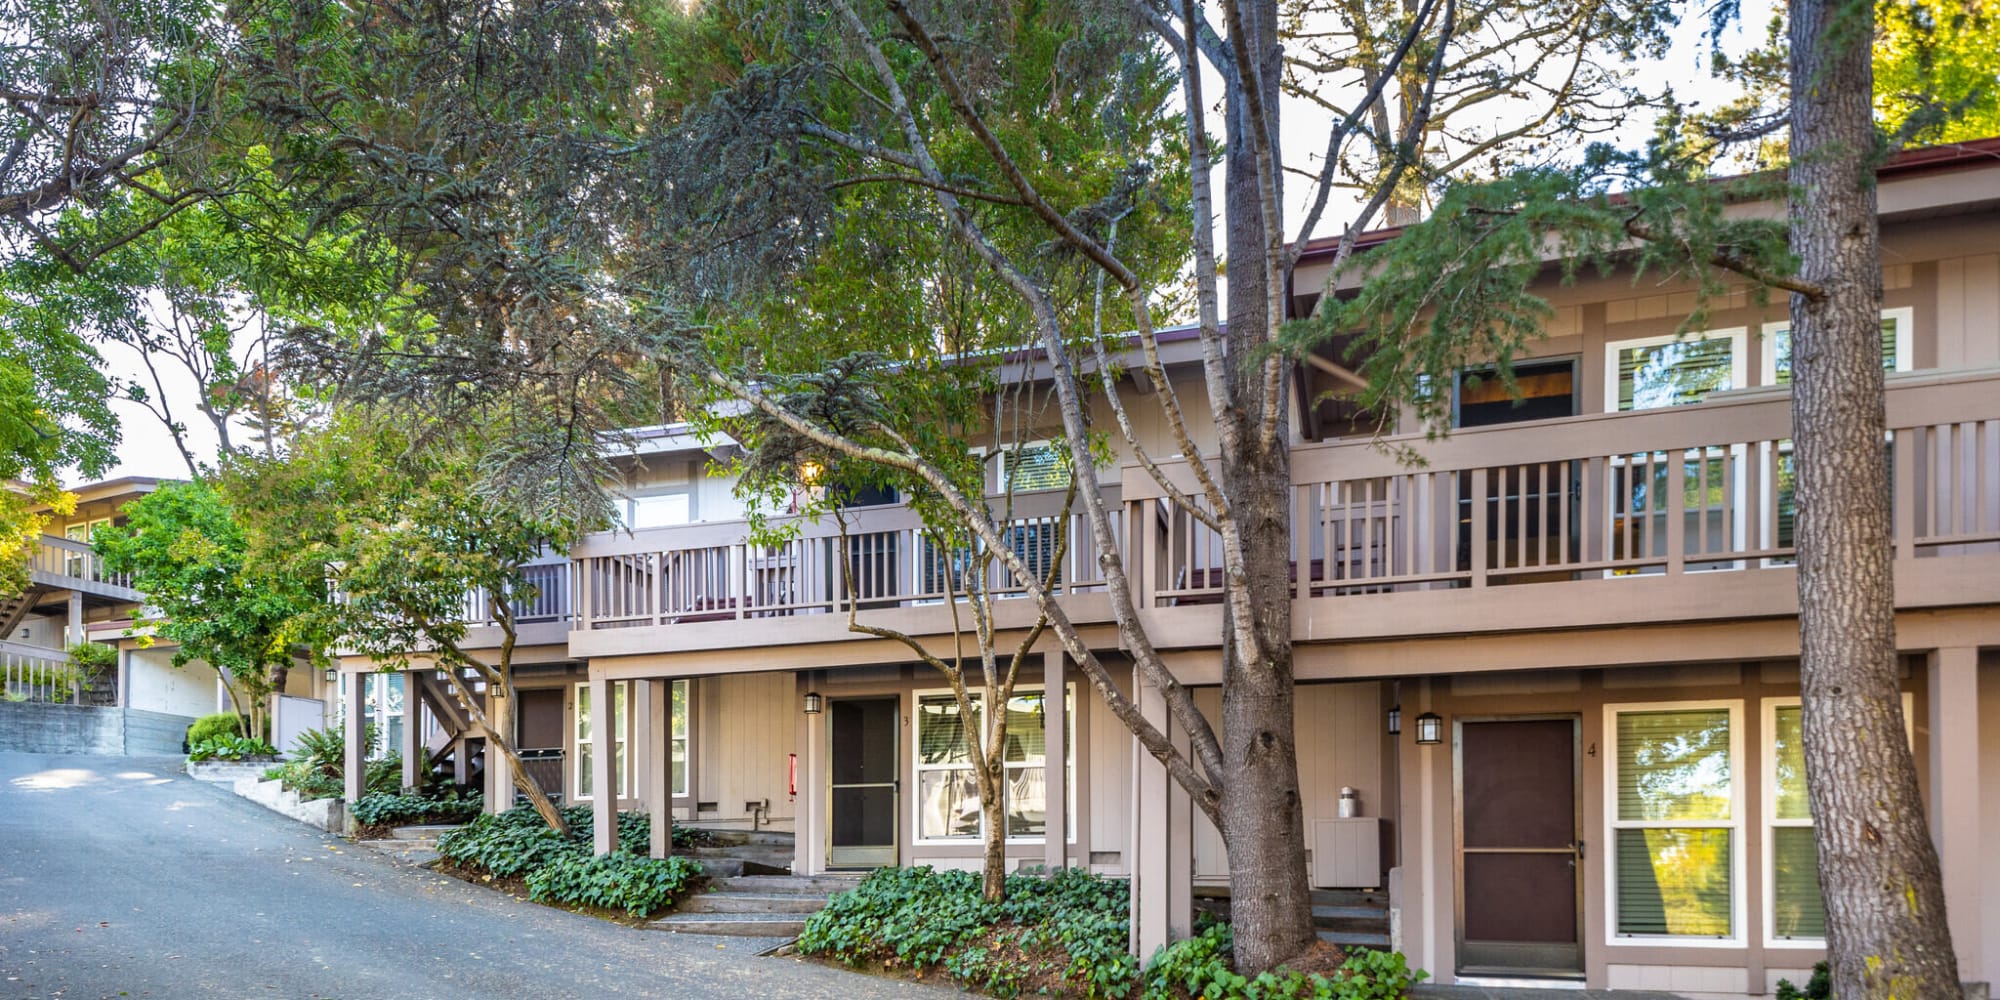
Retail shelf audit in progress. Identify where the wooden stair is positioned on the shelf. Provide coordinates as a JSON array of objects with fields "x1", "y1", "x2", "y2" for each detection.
[
  {"x1": 647, "y1": 874, "x2": 856, "y2": 938},
  {"x1": 1192, "y1": 886, "x2": 1392, "y2": 951},
  {"x1": 0, "y1": 585, "x2": 49, "y2": 639}
]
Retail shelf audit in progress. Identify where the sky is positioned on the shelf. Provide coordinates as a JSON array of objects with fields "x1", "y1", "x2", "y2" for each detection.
[{"x1": 86, "y1": 1, "x2": 1770, "y2": 484}]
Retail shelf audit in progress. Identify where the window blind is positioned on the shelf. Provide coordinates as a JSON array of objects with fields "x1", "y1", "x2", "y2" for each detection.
[
  {"x1": 1618, "y1": 338, "x2": 1736, "y2": 410},
  {"x1": 1770, "y1": 317, "x2": 1898, "y2": 385}
]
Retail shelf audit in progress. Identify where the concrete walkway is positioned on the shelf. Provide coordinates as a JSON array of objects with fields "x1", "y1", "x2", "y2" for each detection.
[
  {"x1": 1417, "y1": 986, "x2": 1689, "y2": 999},
  {"x1": 0, "y1": 752, "x2": 949, "y2": 1000}
]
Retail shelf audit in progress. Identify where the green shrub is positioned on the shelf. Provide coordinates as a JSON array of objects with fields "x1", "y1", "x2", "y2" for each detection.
[
  {"x1": 435, "y1": 805, "x2": 708, "y2": 878},
  {"x1": 524, "y1": 852, "x2": 702, "y2": 917},
  {"x1": 65, "y1": 641, "x2": 117, "y2": 670},
  {"x1": 1776, "y1": 961, "x2": 1832, "y2": 1000},
  {"x1": 187, "y1": 735, "x2": 278, "y2": 761},
  {"x1": 187, "y1": 712, "x2": 245, "y2": 745},
  {"x1": 799, "y1": 866, "x2": 1141, "y2": 998},
  {"x1": 1144, "y1": 925, "x2": 1425, "y2": 1000},
  {"x1": 351, "y1": 789, "x2": 484, "y2": 827}
]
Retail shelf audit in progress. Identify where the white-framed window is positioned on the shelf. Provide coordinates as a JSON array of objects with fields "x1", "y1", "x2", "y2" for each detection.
[
  {"x1": 575, "y1": 681, "x2": 630, "y2": 800},
  {"x1": 670, "y1": 678, "x2": 690, "y2": 798},
  {"x1": 913, "y1": 686, "x2": 1074, "y2": 844},
  {"x1": 622, "y1": 489, "x2": 694, "y2": 530},
  {"x1": 1605, "y1": 329, "x2": 1749, "y2": 412},
  {"x1": 1606, "y1": 701, "x2": 1744, "y2": 946},
  {"x1": 335, "y1": 672, "x2": 406, "y2": 760},
  {"x1": 1761, "y1": 694, "x2": 1914, "y2": 947},
  {"x1": 64, "y1": 517, "x2": 111, "y2": 578},
  {"x1": 992, "y1": 441, "x2": 1073, "y2": 494},
  {"x1": 1760, "y1": 307, "x2": 1913, "y2": 386}
]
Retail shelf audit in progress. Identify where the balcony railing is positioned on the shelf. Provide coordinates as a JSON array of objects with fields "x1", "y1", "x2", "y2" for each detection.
[
  {"x1": 28, "y1": 535, "x2": 138, "y2": 596},
  {"x1": 571, "y1": 487, "x2": 1122, "y2": 630},
  {"x1": 560, "y1": 368, "x2": 2000, "y2": 639},
  {"x1": 1134, "y1": 367, "x2": 2000, "y2": 605},
  {"x1": 461, "y1": 555, "x2": 574, "y2": 628},
  {"x1": 0, "y1": 640, "x2": 115, "y2": 705}
]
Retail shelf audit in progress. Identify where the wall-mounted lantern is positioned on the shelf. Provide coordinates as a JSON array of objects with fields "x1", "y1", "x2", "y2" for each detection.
[
  {"x1": 803, "y1": 691, "x2": 823, "y2": 715},
  {"x1": 323, "y1": 667, "x2": 338, "y2": 684},
  {"x1": 1414, "y1": 711, "x2": 1444, "y2": 745},
  {"x1": 1386, "y1": 704, "x2": 1402, "y2": 736}
]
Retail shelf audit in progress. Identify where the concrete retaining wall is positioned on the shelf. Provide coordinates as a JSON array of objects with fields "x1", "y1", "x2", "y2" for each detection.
[
  {"x1": 0, "y1": 701, "x2": 124, "y2": 754},
  {"x1": 231, "y1": 777, "x2": 345, "y2": 834},
  {"x1": 0, "y1": 701, "x2": 199, "y2": 755},
  {"x1": 126, "y1": 708, "x2": 197, "y2": 755}
]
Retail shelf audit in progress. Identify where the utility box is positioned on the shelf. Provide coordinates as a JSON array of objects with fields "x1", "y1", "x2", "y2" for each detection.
[{"x1": 1311, "y1": 817, "x2": 1382, "y2": 889}]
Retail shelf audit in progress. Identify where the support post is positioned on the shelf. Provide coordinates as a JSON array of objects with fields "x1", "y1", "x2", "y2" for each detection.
[
  {"x1": 643, "y1": 678, "x2": 672, "y2": 858},
  {"x1": 591, "y1": 672, "x2": 618, "y2": 856},
  {"x1": 1044, "y1": 652, "x2": 1067, "y2": 873},
  {"x1": 66, "y1": 591, "x2": 82, "y2": 651},
  {"x1": 484, "y1": 684, "x2": 513, "y2": 815},
  {"x1": 1131, "y1": 669, "x2": 1189, "y2": 957},
  {"x1": 342, "y1": 670, "x2": 368, "y2": 805},
  {"x1": 1927, "y1": 647, "x2": 1985, "y2": 984},
  {"x1": 800, "y1": 672, "x2": 827, "y2": 875},
  {"x1": 401, "y1": 671, "x2": 423, "y2": 793}
]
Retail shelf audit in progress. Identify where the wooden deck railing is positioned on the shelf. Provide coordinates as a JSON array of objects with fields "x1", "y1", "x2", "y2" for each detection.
[
  {"x1": 558, "y1": 368, "x2": 2000, "y2": 633},
  {"x1": 1131, "y1": 367, "x2": 2000, "y2": 605},
  {"x1": 461, "y1": 555, "x2": 574, "y2": 628},
  {"x1": 0, "y1": 641, "x2": 99, "y2": 705},
  {"x1": 570, "y1": 487, "x2": 1122, "y2": 630},
  {"x1": 28, "y1": 535, "x2": 137, "y2": 594}
]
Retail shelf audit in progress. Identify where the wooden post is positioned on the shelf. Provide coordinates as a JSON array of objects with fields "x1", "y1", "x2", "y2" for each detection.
[
  {"x1": 800, "y1": 672, "x2": 827, "y2": 876},
  {"x1": 343, "y1": 670, "x2": 368, "y2": 805},
  {"x1": 1043, "y1": 652, "x2": 1067, "y2": 873},
  {"x1": 643, "y1": 678, "x2": 672, "y2": 858},
  {"x1": 591, "y1": 671, "x2": 618, "y2": 856},
  {"x1": 401, "y1": 670, "x2": 423, "y2": 793},
  {"x1": 1927, "y1": 647, "x2": 1984, "y2": 982},
  {"x1": 1130, "y1": 669, "x2": 1189, "y2": 956}
]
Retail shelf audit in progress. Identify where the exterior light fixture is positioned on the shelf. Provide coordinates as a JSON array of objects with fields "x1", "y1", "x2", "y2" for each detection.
[
  {"x1": 1386, "y1": 704, "x2": 1402, "y2": 736},
  {"x1": 803, "y1": 691, "x2": 823, "y2": 715},
  {"x1": 798, "y1": 460, "x2": 826, "y2": 488},
  {"x1": 1414, "y1": 711, "x2": 1444, "y2": 745},
  {"x1": 323, "y1": 667, "x2": 338, "y2": 684}
]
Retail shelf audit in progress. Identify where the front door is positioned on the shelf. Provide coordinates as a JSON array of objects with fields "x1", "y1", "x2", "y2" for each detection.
[
  {"x1": 829, "y1": 697, "x2": 899, "y2": 868},
  {"x1": 1456, "y1": 717, "x2": 1583, "y2": 977}
]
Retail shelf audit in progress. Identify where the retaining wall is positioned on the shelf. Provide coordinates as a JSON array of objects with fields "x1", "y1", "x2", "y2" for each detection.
[{"x1": 0, "y1": 701, "x2": 198, "y2": 755}]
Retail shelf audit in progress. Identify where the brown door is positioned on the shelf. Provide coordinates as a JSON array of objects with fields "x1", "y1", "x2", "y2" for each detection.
[{"x1": 1456, "y1": 717, "x2": 1583, "y2": 977}]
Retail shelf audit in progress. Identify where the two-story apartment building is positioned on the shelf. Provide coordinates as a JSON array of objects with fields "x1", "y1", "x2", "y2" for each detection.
[
  {"x1": 4, "y1": 478, "x2": 338, "y2": 753},
  {"x1": 336, "y1": 138, "x2": 2000, "y2": 996}
]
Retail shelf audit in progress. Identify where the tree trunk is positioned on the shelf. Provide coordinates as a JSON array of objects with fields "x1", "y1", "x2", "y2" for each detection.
[
  {"x1": 1218, "y1": 0, "x2": 1316, "y2": 972},
  {"x1": 1788, "y1": 4, "x2": 1963, "y2": 996},
  {"x1": 980, "y1": 759, "x2": 1007, "y2": 902},
  {"x1": 476, "y1": 677, "x2": 569, "y2": 835}
]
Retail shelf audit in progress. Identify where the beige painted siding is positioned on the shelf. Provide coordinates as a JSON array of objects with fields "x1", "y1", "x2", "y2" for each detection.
[
  {"x1": 1190, "y1": 681, "x2": 1388, "y2": 884},
  {"x1": 1088, "y1": 663, "x2": 1135, "y2": 872},
  {"x1": 695, "y1": 672, "x2": 797, "y2": 830},
  {"x1": 1981, "y1": 651, "x2": 2000, "y2": 986}
]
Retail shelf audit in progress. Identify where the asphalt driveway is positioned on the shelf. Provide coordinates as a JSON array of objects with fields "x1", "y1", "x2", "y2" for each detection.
[{"x1": 0, "y1": 751, "x2": 949, "y2": 1000}]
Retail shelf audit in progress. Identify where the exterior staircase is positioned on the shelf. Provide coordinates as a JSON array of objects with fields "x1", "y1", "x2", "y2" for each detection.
[
  {"x1": 1193, "y1": 886, "x2": 1392, "y2": 951},
  {"x1": 1312, "y1": 888, "x2": 1391, "y2": 950},
  {"x1": 679, "y1": 829, "x2": 796, "y2": 876},
  {"x1": 647, "y1": 874, "x2": 855, "y2": 938},
  {"x1": 0, "y1": 585, "x2": 49, "y2": 639}
]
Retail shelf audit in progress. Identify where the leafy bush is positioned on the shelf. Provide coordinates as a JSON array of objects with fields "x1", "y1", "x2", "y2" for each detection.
[
  {"x1": 351, "y1": 789, "x2": 484, "y2": 827},
  {"x1": 800, "y1": 868, "x2": 1426, "y2": 1000},
  {"x1": 188, "y1": 735, "x2": 278, "y2": 761},
  {"x1": 1144, "y1": 925, "x2": 1425, "y2": 1000},
  {"x1": 436, "y1": 805, "x2": 708, "y2": 878},
  {"x1": 65, "y1": 641, "x2": 118, "y2": 670},
  {"x1": 524, "y1": 852, "x2": 702, "y2": 917},
  {"x1": 187, "y1": 712, "x2": 245, "y2": 745},
  {"x1": 799, "y1": 866, "x2": 1140, "y2": 998},
  {"x1": 1776, "y1": 962, "x2": 1832, "y2": 1000}
]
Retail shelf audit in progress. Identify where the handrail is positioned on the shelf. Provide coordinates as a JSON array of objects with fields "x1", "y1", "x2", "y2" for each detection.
[{"x1": 27, "y1": 534, "x2": 138, "y2": 593}]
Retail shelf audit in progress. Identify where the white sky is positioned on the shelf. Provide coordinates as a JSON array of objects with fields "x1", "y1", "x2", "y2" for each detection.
[{"x1": 86, "y1": 2, "x2": 1770, "y2": 483}]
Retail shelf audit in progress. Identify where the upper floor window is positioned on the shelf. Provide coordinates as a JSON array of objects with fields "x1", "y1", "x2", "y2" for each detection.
[
  {"x1": 1761, "y1": 306, "x2": 1913, "y2": 385},
  {"x1": 622, "y1": 490, "x2": 692, "y2": 530},
  {"x1": 996, "y1": 442, "x2": 1072, "y2": 494},
  {"x1": 1606, "y1": 330, "x2": 1747, "y2": 412}
]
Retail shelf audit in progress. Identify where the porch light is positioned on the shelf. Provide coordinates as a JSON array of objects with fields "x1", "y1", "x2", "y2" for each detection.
[
  {"x1": 323, "y1": 667, "x2": 338, "y2": 684},
  {"x1": 1386, "y1": 704, "x2": 1402, "y2": 736},
  {"x1": 803, "y1": 691, "x2": 823, "y2": 715},
  {"x1": 1414, "y1": 711, "x2": 1444, "y2": 746},
  {"x1": 798, "y1": 460, "x2": 826, "y2": 488}
]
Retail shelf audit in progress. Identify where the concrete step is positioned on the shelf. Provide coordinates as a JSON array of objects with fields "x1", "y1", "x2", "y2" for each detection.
[
  {"x1": 1313, "y1": 903, "x2": 1391, "y2": 922},
  {"x1": 1316, "y1": 928, "x2": 1392, "y2": 949},
  {"x1": 691, "y1": 829, "x2": 797, "y2": 847},
  {"x1": 646, "y1": 913, "x2": 808, "y2": 937},
  {"x1": 680, "y1": 893, "x2": 829, "y2": 915},
  {"x1": 689, "y1": 858, "x2": 792, "y2": 878},
  {"x1": 710, "y1": 875, "x2": 859, "y2": 895},
  {"x1": 1309, "y1": 889, "x2": 1388, "y2": 908},
  {"x1": 686, "y1": 845, "x2": 795, "y2": 863},
  {"x1": 391, "y1": 824, "x2": 462, "y2": 840}
]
